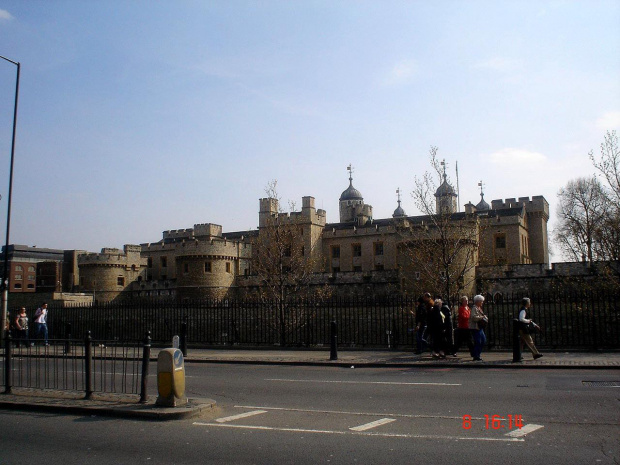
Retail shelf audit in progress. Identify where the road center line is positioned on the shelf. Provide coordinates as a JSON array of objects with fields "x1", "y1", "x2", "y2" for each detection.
[
  {"x1": 234, "y1": 405, "x2": 484, "y2": 420},
  {"x1": 265, "y1": 379, "x2": 461, "y2": 386},
  {"x1": 193, "y1": 422, "x2": 524, "y2": 442},
  {"x1": 215, "y1": 410, "x2": 268, "y2": 423},
  {"x1": 505, "y1": 424, "x2": 544, "y2": 438},
  {"x1": 350, "y1": 418, "x2": 396, "y2": 431}
]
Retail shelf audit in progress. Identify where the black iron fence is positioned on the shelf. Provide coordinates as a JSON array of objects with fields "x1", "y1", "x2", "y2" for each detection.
[
  {"x1": 13, "y1": 291, "x2": 618, "y2": 350},
  {"x1": 2, "y1": 332, "x2": 151, "y2": 400}
]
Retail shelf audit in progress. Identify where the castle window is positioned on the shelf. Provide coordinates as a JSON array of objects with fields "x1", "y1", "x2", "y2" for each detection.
[
  {"x1": 28, "y1": 275, "x2": 35, "y2": 281},
  {"x1": 205, "y1": 261, "x2": 212, "y2": 273},
  {"x1": 495, "y1": 235, "x2": 506, "y2": 249},
  {"x1": 27, "y1": 284, "x2": 34, "y2": 289},
  {"x1": 352, "y1": 244, "x2": 362, "y2": 257},
  {"x1": 301, "y1": 246, "x2": 305, "y2": 256},
  {"x1": 28, "y1": 266, "x2": 35, "y2": 272},
  {"x1": 353, "y1": 265, "x2": 362, "y2": 272},
  {"x1": 132, "y1": 265, "x2": 137, "y2": 272},
  {"x1": 284, "y1": 246, "x2": 292, "y2": 257},
  {"x1": 331, "y1": 246, "x2": 340, "y2": 258},
  {"x1": 160, "y1": 256, "x2": 168, "y2": 268},
  {"x1": 374, "y1": 242, "x2": 384, "y2": 256},
  {"x1": 117, "y1": 276, "x2": 125, "y2": 286},
  {"x1": 14, "y1": 274, "x2": 22, "y2": 280},
  {"x1": 226, "y1": 262, "x2": 231, "y2": 273},
  {"x1": 375, "y1": 264, "x2": 384, "y2": 271},
  {"x1": 331, "y1": 266, "x2": 340, "y2": 273},
  {"x1": 15, "y1": 265, "x2": 22, "y2": 271},
  {"x1": 147, "y1": 257, "x2": 153, "y2": 268},
  {"x1": 414, "y1": 272, "x2": 421, "y2": 280},
  {"x1": 14, "y1": 283, "x2": 21, "y2": 289}
]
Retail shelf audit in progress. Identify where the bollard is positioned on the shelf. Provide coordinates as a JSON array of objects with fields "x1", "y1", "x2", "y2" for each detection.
[
  {"x1": 512, "y1": 319, "x2": 522, "y2": 363},
  {"x1": 139, "y1": 331, "x2": 151, "y2": 404},
  {"x1": 4, "y1": 331, "x2": 12, "y2": 394},
  {"x1": 180, "y1": 319, "x2": 188, "y2": 357},
  {"x1": 156, "y1": 348, "x2": 187, "y2": 407},
  {"x1": 64, "y1": 323, "x2": 72, "y2": 355},
  {"x1": 84, "y1": 331, "x2": 93, "y2": 400},
  {"x1": 330, "y1": 321, "x2": 338, "y2": 361}
]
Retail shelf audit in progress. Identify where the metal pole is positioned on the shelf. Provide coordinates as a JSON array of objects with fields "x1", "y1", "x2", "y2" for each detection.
[
  {"x1": 0, "y1": 56, "x2": 20, "y2": 346},
  {"x1": 180, "y1": 318, "x2": 188, "y2": 356},
  {"x1": 139, "y1": 331, "x2": 151, "y2": 404},
  {"x1": 4, "y1": 331, "x2": 12, "y2": 393},
  {"x1": 512, "y1": 319, "x2": 522, "y2": 363},
  {"x1": 330, "y1": 321, "x2": 338, "y2": 360},
  {"x1": 84, "y1": 331, "x2": 93, "y2": 399}
]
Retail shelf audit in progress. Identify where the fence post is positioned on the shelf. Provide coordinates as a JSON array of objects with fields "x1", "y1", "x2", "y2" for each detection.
[
  {"x1": 84, "y1": 331, "x2": 93, "y2": 400},
  {"x1": 139, "y1": 331, "x2": 151, "y2": 404},
  {"x1": 4, "y1": 331, "x2": 12, "y2": 394},
  {"x1": 512, "y1": 319, "x2": 522, "y2": 363},
  {"x1": 180, "y1": 318, "x2": 188, "y2": 357},
  {"x1": 64, "y1": 322, "x2": 72, "y2": 355},
  {"x1": 330, "y1": 321, "x2": 338, "y2": 360}
]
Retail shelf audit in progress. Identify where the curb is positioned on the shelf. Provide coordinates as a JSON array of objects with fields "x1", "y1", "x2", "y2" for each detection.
[
  {"x1": 0, "y1": 397, "x2": 217, "y2": 421},
  {"x1": 182, "y1": 358, "x2": 620, "y2": 370}
]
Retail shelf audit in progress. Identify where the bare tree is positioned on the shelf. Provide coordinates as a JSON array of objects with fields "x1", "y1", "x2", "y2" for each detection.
[
  {"x1": 252, "y1": 181, "x2": 329, "y2": 345},
  {"x1": 398, "y1": 147, "x2": 480, "y2": 302},
  {"x1": 554, "y1": 176, "x2": 609, "y2": 262},
  {"x1": 590, "y1": 130, "x2": 620, "y2": 207}
]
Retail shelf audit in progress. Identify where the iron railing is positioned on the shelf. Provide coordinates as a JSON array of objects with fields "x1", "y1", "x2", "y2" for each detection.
[
  {"x1": 9, "y1": 291, "x2": 616, "y2": 350},
  {"x1": 2, "y1": 332, "x2": 152, "y2": 399}
]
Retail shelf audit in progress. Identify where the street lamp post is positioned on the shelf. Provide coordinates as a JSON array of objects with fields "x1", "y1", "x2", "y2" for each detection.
[{"x1": 0, "y1": 55, "x2": 20, "y2": 343}]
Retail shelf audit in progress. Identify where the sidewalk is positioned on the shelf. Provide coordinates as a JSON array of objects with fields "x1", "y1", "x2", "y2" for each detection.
[
  {"x1": 175, "y1": 347, "x2": 620, "y2": 369},
  {"x1": 1, "y1": 348, "x2": 618, "y2": 421}
]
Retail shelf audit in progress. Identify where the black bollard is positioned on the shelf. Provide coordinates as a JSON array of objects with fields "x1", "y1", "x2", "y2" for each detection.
[
  {"x1": 139, "y1": 331, "x2": 151, "y2": 404},
  {"x1": 4, "y1": 332, "x2": 12, "y2": 394},
  {"x1": 64, "y1": 323, "x2": 72, "y2": 355},
  {"x1": 512, "y1": 319, "x2": 522, "y2": 363},
  {"x1": 330, "y1": 321, "x2": 338, "y2": 361},
  {"x1": 180, "y1": 319, "x2": 188, "y2": 357},
  {"x1": 84, "y1": 331, "x2": 93, "y2": 400}
]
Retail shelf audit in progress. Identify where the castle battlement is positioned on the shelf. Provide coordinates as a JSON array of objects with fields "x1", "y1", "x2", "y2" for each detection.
[{"x1": 491, "y1": 195, "x2": 549, "y2": 214}]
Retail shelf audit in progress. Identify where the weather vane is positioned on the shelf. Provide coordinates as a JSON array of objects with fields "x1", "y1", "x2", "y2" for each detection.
[
  {"x1": 347, "y1": 164, "x2": 354, "y2": 182},
  {"x1": 478, "y1": 180, "x2": 485, "y2": 196}
]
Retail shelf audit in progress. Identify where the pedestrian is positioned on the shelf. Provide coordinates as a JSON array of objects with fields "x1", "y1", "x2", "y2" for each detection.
[
  {"x1": 453, "y1": 296, "x2": 474, "y2": 357},
  {"x1": 414, "y1": 295, "x2": 428, "y2": 354},
  {"x1": 427, "y1": 296, "x2": 449, "y2": 358},
  {"x1": 470, "y1": 295, "x2": 488, "y2": 361},
  {"x1": 34, "y1": 303, "x2": 49, "y2": 346},
  {"x1": 518, "y1": 298, "x2": 543, "y2": 360},
  {"x1": 440, "y1": 298, "x2": 455, "y2": 357},
  {"x1": 13, "y1": 307, "x2": 30, "y2": 348}
]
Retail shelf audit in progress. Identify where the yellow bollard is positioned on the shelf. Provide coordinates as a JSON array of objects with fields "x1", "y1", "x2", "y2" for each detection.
[{"x1": 156, "y1": 348, "x2": 187, "y2": 407}]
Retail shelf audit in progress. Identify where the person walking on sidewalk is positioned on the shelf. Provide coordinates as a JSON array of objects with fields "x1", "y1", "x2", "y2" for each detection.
[
  {"x1": 414, "y1": 295, "x2": 428, "y2": 354},
  {"x1": 453, "y1": 296, "x2": 474, "y2": 357},
  {"x1": 13, "y1": 307, "x2": 30, "y2": 348},
  {"x1": 518, "y1": 298, "x2": 543, "y2": 360},
  {"x1": 470, "y1": 295, "x2": 488, "y2": 361},
  {"x1": 34, "y1": 303, "x2": 49, "y2": 346}
]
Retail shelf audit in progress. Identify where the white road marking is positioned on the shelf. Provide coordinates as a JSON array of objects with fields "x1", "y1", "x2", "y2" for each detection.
[
  {"x1": 350, "y1": 418, "x2": 396, "y2": 431},
  {"x1": 193, "y1": 422, "x2": 524, "y2": 442},
  {"x1": 265, "y1": 379, "x2": 461, "y2": 386},
  {"x1": 505, "y1": 424, "x2": 544, "y2": 438},
  {"x1": 234, "y1": 405, "x2": 483, "y2": 420},
  {"x1": 215, "y1": 410, "x2": 268, "y2": 423}
]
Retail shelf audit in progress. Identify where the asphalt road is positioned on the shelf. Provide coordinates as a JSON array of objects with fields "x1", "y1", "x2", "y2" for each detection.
[{"x1": 1, "y1": 364, "x2": 618, "y2": 465}]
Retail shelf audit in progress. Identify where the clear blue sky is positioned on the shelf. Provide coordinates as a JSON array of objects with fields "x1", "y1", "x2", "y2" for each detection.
[{"x1": 0, "y1": 1, "x2": 618, "y2": 261}]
